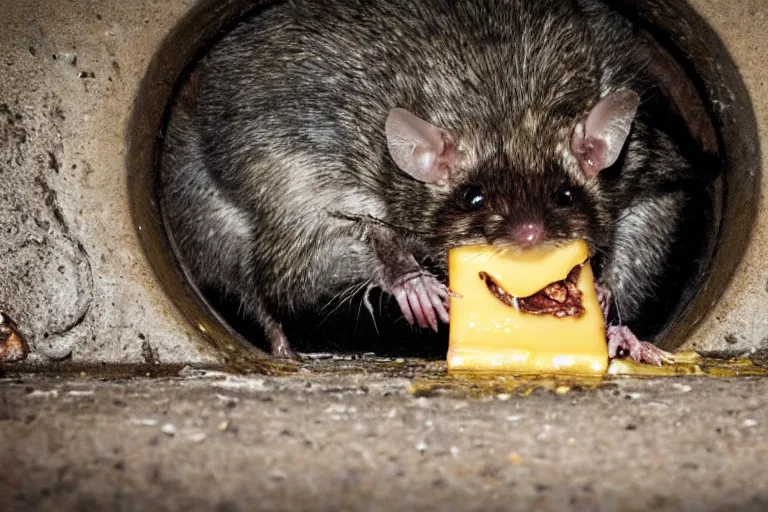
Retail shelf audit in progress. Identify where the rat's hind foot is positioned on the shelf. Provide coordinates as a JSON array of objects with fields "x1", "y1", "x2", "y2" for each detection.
[
  {"x1": 390, "y1": 271, "x2": 450, "y2": 332},
  {"x1": 594, "y1": 284, "x2": 673, "y2": 366},
  {"x1": 252, "y1": 299, "x2": 297, "y2": 359},
  {"x1": 266, "y1": 322, "x2": 297, "y2": 359},
  {"x1": 607, "y1": 325, "x2": 674, "y2": 366}
]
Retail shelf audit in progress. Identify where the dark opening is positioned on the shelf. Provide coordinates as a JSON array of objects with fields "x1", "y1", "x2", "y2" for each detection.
[{"x1": 127, "y1": 0, "x2": 760, "y2": 367}]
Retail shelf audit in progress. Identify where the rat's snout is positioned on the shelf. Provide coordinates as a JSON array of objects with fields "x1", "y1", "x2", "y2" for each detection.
[{"x1": 511, "y1": 222, "x2": 546, "y2": 249}]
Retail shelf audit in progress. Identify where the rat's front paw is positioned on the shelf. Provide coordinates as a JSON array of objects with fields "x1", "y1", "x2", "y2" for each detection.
[
  {"x1": 389, "y1": 271, "x2": 450, "y2": 331},
  {"x1": 607, "y1": 325, "x2": 674, "y2": 366}
]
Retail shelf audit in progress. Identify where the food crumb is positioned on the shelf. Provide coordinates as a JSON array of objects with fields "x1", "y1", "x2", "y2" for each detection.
[
  {"x1": 188, "y1": 432, "x2": 207, "y2": 443},
  {"x1": 129, "y1": 418, "x2": 158, "y2": 427},
  {"x1": 672, "y1": 383, "x2": 692, "y2": 393},
  {"x1": 67, "y1": 390, "x2": 94, "y2": 397}
]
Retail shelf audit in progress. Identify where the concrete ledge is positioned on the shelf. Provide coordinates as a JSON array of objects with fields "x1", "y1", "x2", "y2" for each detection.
[{"x1": 3, "y1": 368, "x2": 768, "y2": 511}]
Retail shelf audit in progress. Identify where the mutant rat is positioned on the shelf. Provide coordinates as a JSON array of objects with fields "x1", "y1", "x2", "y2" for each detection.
[{"x1": 161, "y1": 0, "x2": 712, "y2": 363}]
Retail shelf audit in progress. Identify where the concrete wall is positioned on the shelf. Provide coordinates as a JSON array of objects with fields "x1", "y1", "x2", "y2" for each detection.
[
  {"x1": 1, "y1": 0, "x2": 218, "y2": 364},
  {"x1": 677, "y1": 1, "x2": 768, "y2": 354},
  {"x1": 0, "y1": 0, "x2": 765, "y2": 365}
]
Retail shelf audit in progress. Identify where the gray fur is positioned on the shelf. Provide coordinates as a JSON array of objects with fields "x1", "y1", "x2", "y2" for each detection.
[{"x1": 161, "y1": 0, "x2": 707, "y2": 352}]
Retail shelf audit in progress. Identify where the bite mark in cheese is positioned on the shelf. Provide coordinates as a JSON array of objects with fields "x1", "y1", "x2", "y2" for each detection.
[{"x1": 447, "y1": 240, "x2": 608, "y2": 376}]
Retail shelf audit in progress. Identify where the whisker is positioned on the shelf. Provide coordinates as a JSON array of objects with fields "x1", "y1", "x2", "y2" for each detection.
[
  {"x1": 362, "y1": 282, "x2": 379, "y2": 335},
  {"x1": 319, "y1": 284, "x2": 358, "y2": 313},
  {"x1": 327, "y1": 211, "x2": 432, "y2": 236},
  {"x1": 378, "y1": 287, "x2": 385, "y2": 316},
  {"x1": 316, "y1": 280, "x2": 369, "y2": 327}
]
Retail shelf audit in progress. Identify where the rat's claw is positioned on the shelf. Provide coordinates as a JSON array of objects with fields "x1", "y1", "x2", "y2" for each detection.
[
  {"x1": 393, "y1": 290, "x2": 415, "y2": 326},
  {"x1": 607, "y1": 325, "x2": 674, "y2": 366},
  {"x1": 431, "y1": 294, "x2": 450, "y2": 325},
  {"x1": 434, "y1": 285, "x2": 450, "y2": 299},
  {"x1": 414, "y1": 287, "x2": 439, "y2": 331},
  {"x1": 407, "y1": 288, "x2": 430, "y2": 329}
]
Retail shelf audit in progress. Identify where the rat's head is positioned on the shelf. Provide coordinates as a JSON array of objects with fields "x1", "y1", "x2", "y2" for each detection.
[{"x1": 385, "y1": 89, "x2": 640, "y2": 252}]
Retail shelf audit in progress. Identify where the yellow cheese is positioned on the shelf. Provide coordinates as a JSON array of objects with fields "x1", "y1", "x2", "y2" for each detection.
[{"x1": 447, "y1": 240, "x2": 608, "y2": 376}]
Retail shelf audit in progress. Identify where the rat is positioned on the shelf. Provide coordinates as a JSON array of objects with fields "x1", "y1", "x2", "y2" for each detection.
[{"x1": 161, "y1": 0, "x2": 712, "y2": 363}]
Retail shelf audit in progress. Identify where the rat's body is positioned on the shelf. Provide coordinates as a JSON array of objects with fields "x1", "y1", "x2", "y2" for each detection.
[{"x1": 162, "y1": 0, "x2": 710, "y2": 362}]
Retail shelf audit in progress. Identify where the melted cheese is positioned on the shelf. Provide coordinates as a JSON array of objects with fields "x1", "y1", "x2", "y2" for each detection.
[{"x1": 447, "y1": 240, "x2": 608, "y2": 376}]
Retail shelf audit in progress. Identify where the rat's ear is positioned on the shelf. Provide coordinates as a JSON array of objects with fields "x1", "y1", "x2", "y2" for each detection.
[
  {"x1": 385, "y1": 108, "x2": 456, "y2": 186},
  {"x1": 570, "y1": 89, "x2": 640, "y2": 178}
]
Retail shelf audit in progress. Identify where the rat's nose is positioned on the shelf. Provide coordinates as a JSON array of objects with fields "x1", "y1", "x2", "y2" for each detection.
[{"x1": 511, "y1": 222, "x2": 546, "y2": 249}]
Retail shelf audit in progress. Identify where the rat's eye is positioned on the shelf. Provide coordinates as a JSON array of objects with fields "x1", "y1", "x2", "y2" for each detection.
[
  {"x1": 556, "y1": 188, "x2": 574, "y2": 207},
  {"x1": 460, "y1": 185, "x2": 486, "y2": 210}
]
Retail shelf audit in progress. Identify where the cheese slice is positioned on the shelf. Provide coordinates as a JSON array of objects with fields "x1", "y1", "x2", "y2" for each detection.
[{"x1": 447, "y1": 240, "x2": 608, "y2": 376}]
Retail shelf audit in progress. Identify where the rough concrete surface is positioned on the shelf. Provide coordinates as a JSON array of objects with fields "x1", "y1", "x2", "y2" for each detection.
[
  {"x1": 2, "y1": 368, "x2": 768, "y2": 511},
  {"x1": 679, "y1": 0, "x2": 768, "y2": 355},
  {"x1": 0, "y1": 0, "x2": 217, "y2": 364},
  {"x1": 0, "y1": 0, "x2": 766, "y2": 360}
]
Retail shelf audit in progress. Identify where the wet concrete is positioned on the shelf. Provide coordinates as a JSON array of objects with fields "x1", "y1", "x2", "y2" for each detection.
[{"x1": 2, "y1": 367, "x2": 768, "y2": 511}]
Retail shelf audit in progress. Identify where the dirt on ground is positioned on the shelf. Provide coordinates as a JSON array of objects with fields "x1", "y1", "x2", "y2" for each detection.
[{"x1": 2, "y1": 361, "x2": 768, "y2": 512}]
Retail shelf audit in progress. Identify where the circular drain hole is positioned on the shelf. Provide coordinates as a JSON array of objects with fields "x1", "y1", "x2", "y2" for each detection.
[{"x1": 127, "y1": 0, "x2": 760, "y2": 366}]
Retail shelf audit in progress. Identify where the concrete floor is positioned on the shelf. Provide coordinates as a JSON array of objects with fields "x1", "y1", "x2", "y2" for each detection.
[{"x1": 3, "y1": 363, "x2": 768, "y2": 512}]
